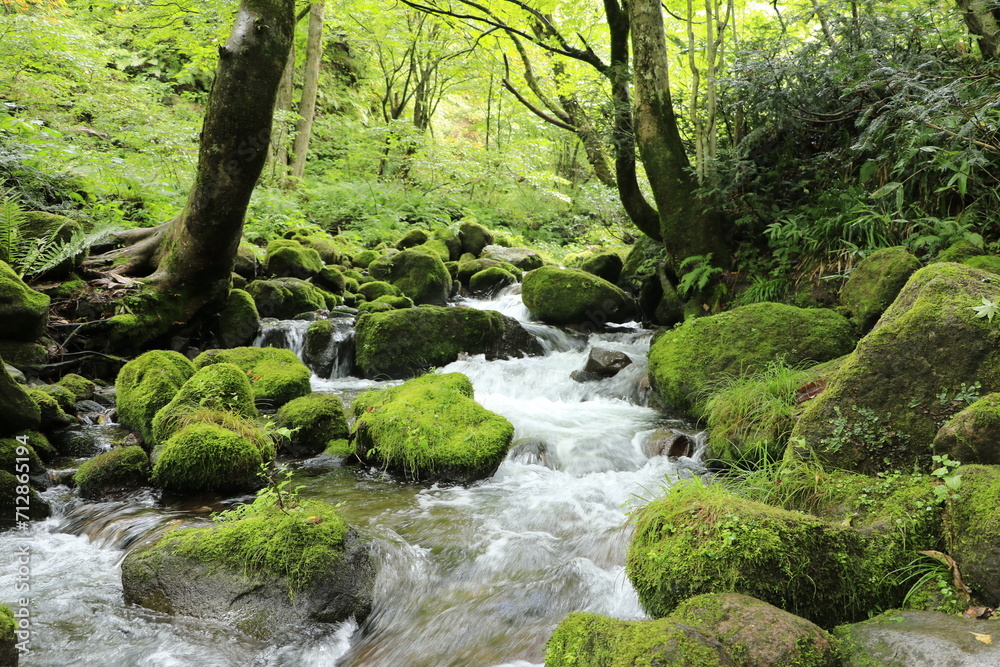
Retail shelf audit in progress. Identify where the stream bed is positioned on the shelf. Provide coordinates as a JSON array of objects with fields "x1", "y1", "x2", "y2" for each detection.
[{"x1": 0, "y1": 288, "x2": 703, "y2": 666}]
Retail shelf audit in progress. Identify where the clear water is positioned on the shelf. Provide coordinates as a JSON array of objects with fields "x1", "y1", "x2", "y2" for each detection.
[{"x1": 0, "y1": 288, "x2": 702, "y2": 666}]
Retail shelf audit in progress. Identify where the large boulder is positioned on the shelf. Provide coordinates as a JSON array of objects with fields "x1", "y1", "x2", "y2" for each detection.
[
  {"x1": 115, "y1": 350, "x2": 195, "y2": 445},
  {"x1": 150, "y1": 362, "x2": 258, "y2": 446},
  {"x1": 73, "y1": 446, "x2": 150, "y2": 499},
  {"x1": 276, "y1": 393, "x2": 349, "y2": 458},
  {"x1": 0, "y1": 361, "x2": 39, "y2": 435},
  {"x1": 458, "y1": 221, "x2": 494, "y2": 256},
  {"x1": 835, "y1": 610, "x2": 1000, "y2": 666},
  {"x1": 648, "y1": 302, "x2": 855, "y2": 418},
  {"x1": 944, "y1": 464, "x2": 1000, "y2": 606},
  {"x1": 791, "y1": 264, "x2": 1000, "y2": 473},
  {"x1": 216, "y1": 289, "x2": 260, "y2": 349},
  {"x1": 546, "y1": 594, "x2": 837, "y2": 667},
  {"x1": 264, "y1": 239, "x2": 324, "y2": 279},
  {"x1": 352, "y1": 373, "x2": 514, "y2": 483},
  {"x1": 575, "y1": 251, "x2": 624, "y2": 284},
  {"x1": 246, "y1": 278, "x2": 328, "y2": 318},
  {"x1": 0, "y1": 260, "x2": 49, "y2": 341},
  {"x1": 353, "y1": 305, "x2": 542, "y2": 379},
  {"x1": 839, "y1": 246, "x2": 921, "y2": 333},
  {"x1": 368, "y1": 248, "x2": 452, "y2": 305},
  {"x1": 468, "y1": 267, "x2": 516, "y2": 296},
  {"x1": 194, "y1": 347, "x2": 310, "y2": 408},
  {"x1": 481, "y1": 244, "x2": 543, "y2": 271},
  {"x1": 121, "y1": 495, "x2": 374, "y2": 639},
  {"x1": 151, "y1": 420, "x2": 269, "y2": 494},
  {"x1": 521, "y1": 266, "x2": 636, "y2": 327}
]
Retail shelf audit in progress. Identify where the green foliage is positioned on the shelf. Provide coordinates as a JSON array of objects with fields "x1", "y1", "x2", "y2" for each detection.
[
  {"x1": 676, "y1": 253, "x2": 723, "y2": 298},
  {"x1": 971, "y1": 297, "x2": 999, "y2": 322}
]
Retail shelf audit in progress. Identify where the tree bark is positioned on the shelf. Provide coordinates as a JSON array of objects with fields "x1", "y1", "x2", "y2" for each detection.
[
  {"x1": 956, "y1": 0, "x2": 1000, "y2": 61},
  {"x1": 285, "y1": 1, "x2": 325, "y2": 187},
  {"x1": 268, "y1": 42, "x2": 295, "y2": 182},
  {"x1": 627, "y1": 0, "x2": 729, "y2": 267}
]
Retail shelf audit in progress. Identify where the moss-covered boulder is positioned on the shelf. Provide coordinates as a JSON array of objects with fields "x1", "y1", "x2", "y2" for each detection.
[
  {"x1": 456, "y1": 258, "x2": 521, "y2": 287},
  {"x1": 649, "y1": 303, "x2": 855, "y2": 418},
  {"x1": 458, "y1": 221, "x2": 494, "y2": 256},
  {"x1": 246, "y1": 278, "x2": 327, "y2": 319},
  {"x1": 313, "y1": 265, "x2": 345, "y2": 294},
  {"x1": 368, "y1": 248, "x2": 452, "y2": 305},
  {"x1": 74, "y1": 446, "x2": 150, "y2": 499},
  {"x1": 150, "y1": 362, "x2": 257, "y2": 446},
  {"x1": 353, "y1": 373, "x2": 514, "y2": 483},
  {"x1": 546, "y1": 593, "x2": 837, "y2": 667},
  {"x1": 481, "y1": 244, "x2": 543, "y2": 270},
  {"x1": 522, "y1": 266, "x2": 636, "y2": 327},
  {"x1": 0, "y1": 361, "x2": 39, "y2": 436},
  {"x1": 936, "y1": 240, "x2": 984, "y2": 263},
  {"x1": 396, "y1": 228, "x2": 429, "y2": 250},
  {"x1": 0, "y1": 437, "x2": 46, "y2": 490},
  {"x1": 0, "y1": 341, "x2": 46, "y2": 366},
  {"x1": 625, "y1": 479, "x2": 930, "y2": 628},
  {"x1": 962, "y1": 252, "x2": 1000, "y2": 276},
  {"x1": 289, "y1": 232, "x2": 340, "y2": 264},
  {"x1": 121, "y1": 494, "x2": 374, "y2": 638},
  {"x1": 357, "y1": 280, "x2": 401, "y2": 301},
  {"x1": 834, "y1": 610, "x2": 1000, "y2": 667},
  {"x1": 217, "y1": 289, "x2": 260, "y2": 349},
  {"x1": 0, "y1": 604, "x2": 15, "y2": 667},
  {"x1": 56, "y1": 373, "x2": 95, "y2": 402},
  {"x1": 116, "y1": 350, "x2": 195, "y2": 445},
  {"x1": 932, "y1": 394, "x2": 1000, "y2": 464},
  {"x1": 469, "y1": 267, "x2": 516, "y2": 295},
  {"x1": 33, "y1": 382, "x2": 76, "y2": 413},
  {"x1": 194, "y1": 347, "x2": 310, "y2": 408},
  {"x1": 0, "y1": 260, "x2": 49, "y2": 341},
  {"x1": 354, "y1": 305, "x2": 542, "y2": 379},
  {"x1": 791, "y1": 263, "x2": 1000, "y2": 473},
  {"x1": 27, "y1": 388, "x2": 74, "y2": 430},
  {"x1": 576, "y1": 251, "x2": 624, "y2": 284},
  {"x1": 264, "y1": 239, "x2": 324, "y2": 279},
  {"x1": 0, "y1": 470, "x2": 49, "y2": 527},
  {"x1": 839, "y1": 246, "x2": 921, "y2": 333},
  {"x1": 151, "y1": 421, "x2": 268, "y2": 494},
  {"x1": 352, "y1": 249, "x2": 380, "y2": 269},
  {"x1": 944, "y1": 464, "x2": 1000, "y2": 606},
  {"x1": 276, "y1": 393, "x2": 349, "y2": 458}
]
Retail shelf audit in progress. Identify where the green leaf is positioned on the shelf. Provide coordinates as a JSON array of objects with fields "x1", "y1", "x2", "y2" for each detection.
[{"x1": 972, "y1": 298, "x2": 999, "y2": 322}]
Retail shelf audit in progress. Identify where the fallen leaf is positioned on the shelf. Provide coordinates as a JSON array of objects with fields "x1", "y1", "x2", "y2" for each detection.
[
  {"x1": 918, "y1": 550, "x2": 973, "y2": 597},
  {"x1": 964, "y1": 606, "x2": 991, "y2": 620},
  {"x1": 970, "y1": 632, "x2": 992, "y2": 644},
  {"x1": 305, "y1": 516, "x2": 323, "y2": 525},
  {"x1": 795, "y1": 380, "x2": 827, "y2": 404}
]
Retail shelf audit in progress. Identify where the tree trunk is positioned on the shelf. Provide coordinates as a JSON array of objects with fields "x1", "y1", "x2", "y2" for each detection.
[
  {"x1": 285, "y1": 1, "x2": 325, "y2": 187},
  {"x1": 627, "y1": 0, "x2": 729, "y2": 267},
  {"x1": 84, "y1": 0, "x2": 295, "y2": 344},
  {"x1": 956, "y1": 0, "x2": 1000, "y2": 61},
  {"x1": 268, "y1": 42, "x2": 295, "y2": 182}
]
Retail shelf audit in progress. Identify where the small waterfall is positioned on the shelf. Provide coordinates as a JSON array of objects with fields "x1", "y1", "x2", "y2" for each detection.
[
  {"x1": 254, "y1": 318, "x2": 311, "y2": 356},
  {"x1": 254, "y1": 316, "x2": 356, "y2": 379}
]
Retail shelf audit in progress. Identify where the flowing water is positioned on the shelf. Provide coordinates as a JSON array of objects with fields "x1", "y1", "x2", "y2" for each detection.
[{"x1": 1, "y1": 286, "x2": 702, "y2": 666}]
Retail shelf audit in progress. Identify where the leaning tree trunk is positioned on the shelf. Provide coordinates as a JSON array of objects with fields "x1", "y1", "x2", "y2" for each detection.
[
  {"x1": 627, "y1": 0, "x2": 730, "y2": 268},
  {"x1": 956, "y1": 0, "x2": 1000, "y2": 61},
  {"x1": 85, "y1": 0, "x2": 294, "y2": 341},
  {"x1": 285, "y1": 1, "x2": 325, "y2": 187}
]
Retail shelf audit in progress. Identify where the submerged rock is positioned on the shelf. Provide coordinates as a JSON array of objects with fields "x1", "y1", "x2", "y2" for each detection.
[{"x1": 641, "y1": 428, "x2": 694, "y2": 458}]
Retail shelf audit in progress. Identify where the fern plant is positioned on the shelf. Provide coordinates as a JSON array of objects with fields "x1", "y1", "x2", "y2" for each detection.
[{"x1": 677, "y1": 253, "x2": 724, "y2": 297}]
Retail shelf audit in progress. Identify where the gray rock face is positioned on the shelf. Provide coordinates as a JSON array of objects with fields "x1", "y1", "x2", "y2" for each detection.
[
  {"x1": 836, "y1": 610, "x2": 1000, "y2": 666},
  {"x1": 583, "y1": 347, "x2": 633, "y2": 378},
  {"x1": 121, "y1": 528, "x2": 375, "y2": 639}
]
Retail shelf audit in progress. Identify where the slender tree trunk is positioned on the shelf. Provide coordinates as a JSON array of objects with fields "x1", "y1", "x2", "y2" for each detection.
[
  {"x1": 628, "y1": 0, "x2": 729, "y2": 267},
  {"x1": 268, "y1": 43, "x2": 295, "y2": 182},
  {"x1": 956, "y1": 0, "x2": 1000, "y2": 61},
  {"x1": 285, "y1": 1, "x2": 325, "y2": 187}
]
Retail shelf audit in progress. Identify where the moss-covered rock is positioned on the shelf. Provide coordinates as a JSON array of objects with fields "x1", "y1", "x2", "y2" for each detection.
[
  {"x1": 368, "y1": 247, "x2": 452, "y2": 305},
  {"x1": 352, "y1": 249, "x2": 381, "y2": 269},
  {"x1": 944, "y1": 464, "x2": 1000, "y2": 606},
  {"x1": 27, "y1": 388, "x2": 75, "y2": 429},
  {"x1": 16, "y1": 430, "x2": 55, "y2": 463},
  {"x1": 791, "y1": 263, "x2": 1000, "y2": 473},
  {"x1": 277, "y1": 393, "x2": 349, "y2": 458},
  {"x1": 264, "y1": 239, "x2": 324, "y2": 279},
  {"x1": 545, "y1": 593, "x2": 837, "y2": 667},
  {"x1": 649, "y1": 303, "x2": 855, "y2": 418},
  {"x1": 577, "y1": 251, "x2": 624, "y2": 284},
  {"x1": 151, "y1": 363, "x2": 257, "y2": 445},
  {"x1": 217, "y1": 288, "x2": 260, "y2": 349},
  {"x1": 313, "y1": 265, "x2": 345, "y2": 294},
  {"x1": 33, "y1": 382, "x2": 76, "y2": 413},
  {"x1": 0, "y1": 604, "x2": 15, "y2": 667},
  {"x1": 522, "y1": 266, "x2": 636, "y2": 327},
  {"x1": 357, "y1": 280, "x2": 401, "y2": 301},
  {"x1": 289, "y1": 232, "x2": 340, "y2": 264},
  {"x1": 962, "y1": 253, "x2": 1000, "y2": 276},
  {"x1": 625, "y1": 479, "x2": 923, "y2": 628},
  {"x1": 151, "y1": 421, "x2": 266, "y2": 494},
  {"x1": 353, "y1": 373, "x2": 514, "y2": 483},
  {"x1": 194, "y1": 347, "x2": 310, "y2": 408},
  {"x1": 932, "y1": 393, "x2": 1000, "y2": 464},
  {"x1": 456, "y1": 258, "x2": 516, "y2": 286},
  {"x1": 458, "y1": 221, "x2": 494, "y2": 256},
  {"x1": 116, "y1": 350, "x2": 195, "y2": 445},
  {"x1": 56, "y1": 373, "x2": 95, "y2": 402},
  {"x1": 0, "y1": 437, "x2": 45, "y2": 489},
  {"x1": 834, "y1": 609, "x2": 1000, "y2": 666},
  {"x1": 74, "y1": 446, "x2": 150, "y2": 499},
  {"x1": 469, "y1": 267, "x2": 516, "y2": 296},
  {"x1": 0, "y1": 260, "x2": 49, "y2": 342},
  {"x1": 0, "y1": 361, "x2": 39, "y2": 436},
  {"x1": 936, "y1": 240, "x2": 984, "y2": 263},
  {"x1": 481, "y1": 244, "x2": 543, "y2": 270},
  {"x1": 0, "y1": 341, "x2": 46, "y2": 366},
  {"x1": 246, "y1": 277, "x2": 326, "y2": 319},
  {"x1": 396, "y1": 228, "x2": 429, "y2": 250},
  {"x1": 354, "y1": 305, "x2": 542, "y2": 379},
  {"x1": 121, "y1": 494, "x2": 374, "y2": 638},
  {"x1": 0, "y1": 470, "x2": 49, "y2": 527},
  {"x1": 839, "y1": 246, "x2": 921, "y2": 333}
]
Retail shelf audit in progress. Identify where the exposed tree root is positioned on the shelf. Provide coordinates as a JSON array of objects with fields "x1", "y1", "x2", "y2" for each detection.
[{"x1": 82, "y1": 221, "x2": 170, "y2": 279}]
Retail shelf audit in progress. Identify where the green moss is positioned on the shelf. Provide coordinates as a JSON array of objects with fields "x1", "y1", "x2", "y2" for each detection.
[
  {"x1": 194, "y1": 347, "x2": 310, "y2": 408},
  {"x1": 0, "y1": 470, "x2": 49, "y2": 524},
  {"x1": 357, "y1": 280, "x2": 400, "y2": 301},
  {"x1": 0, "y1": 438, "x2": 44, "y2": 479},
  {"x1": 116, "y1": 350, "x2": 195, "y2": 444},
  {"x1": 368, "y1": 248, "x2": 452, "y2": 305},
  {"x1": 137, "y1": 493, "x2": 349, "y2": 594},
  {"x1": 57, "y1": 373, "x2": 95, "y2": 401},
  {"x1": 521, "y1": 265, "x2": 635, "y2": 326},
  {"x1": 47, "y1": 277, "x2": 86, "y2": 300},
  {"x1": 27, "y1": 388, "x2": 73, "y2": 428},
  {"x1": 277, "y1": 393, "x2": 349, "y2": 457},
  {"x1": 324, "y1": 438, "x2": 353, "y2": 457},
  {"x1": 289, "y1": 232, "x2": 340, "y2": 264},
  {"x1": 353, "y1": 306, "x2": 508, "y2": 379},
  {"x1": 649, "y1": 303, "x2": 856, "y2": 419},
  {"x1": 962, "y1": 254, "x2": 1000, "y2": 276},
  {"x1": 0, "y1": 340, "x2": 47, "y2": 365},
  {"x1": 936, "y1": 240, "x2": 984, "y2": 263},
  {"x1": 246, "y1": 278, "x2": 327, "y2": 319},
  {"x1": 16, "y1": 430, "x2": 55, "y2": 463},
  {"x1": 151, "y1": 362, "x2": 257, "y2": 445},
  {"x1": 0, "y1": 604, "x2": 14, "y2": 644},
  {"x1": 152, "y1": 422, "x2": 265, "y2": 494},
  {"x1": 944, "y1": 464, "x2": 1000, "y2": 605},
  {"x1": 0, "y1": 259, "x2": 50, "y2": 341},
  {"x1": 33, "y1": 382, "x2": 76, "y2": 412},
  {"x1": 305, "y1": 320, "x2": 334, "y2": 359},
  {"x1": 217, "y1": 288, "x2": 260, "y2": 349},
  {"x1": 314, "y1": 265, "x2": 346, "y2": 294},
  {"x1": 469, "y1": 267, "x2": 516, "y2": 295},
  {"x1": 352, "y1": 249, "x2": 380, "y2": 268},
  {"x1": 839, "y1": 247, "x2": 921, "y2": 333},
  {"x1": 74, "y1": 446, "x2": 150, "y2": 498},
  {"x1": 458, "y1": 221, "x2": 494, "y2": 256},
  {"x1": 352, "y1": 372, "x2": 514, "y2": 483},
  {"x1": 265, "y1": 239, "x2": 324, "y2": 278}
]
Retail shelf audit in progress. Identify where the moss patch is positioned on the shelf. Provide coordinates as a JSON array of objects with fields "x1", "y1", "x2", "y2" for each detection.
[
  {"x1": 521, "y1": 265, "x2": 635, "y2": 326},
  {"x1": 194, "y1": 347, "x2": 310, "y2": 408},
  {"x1": 151, "y1": 421, "x2": 265, "y2": 495},
  {"x1": 839, "y1": 246, "x2": 921, "y2": 333},
  {"x1": 116, "y1": 350, "x2": 195, "y2": 445},
  {"x1": 57, "y1": 373, "x2": 95, "y2": 401},
  {"x1": 277, "y1": 392, "x2": 349, "y2": 457},
  {"x1": 74, "y1": 446, "x2": 150, "y2": 498},
  {"x1": 151, "y1": 362, "x2": 257, "y2": 445}
]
